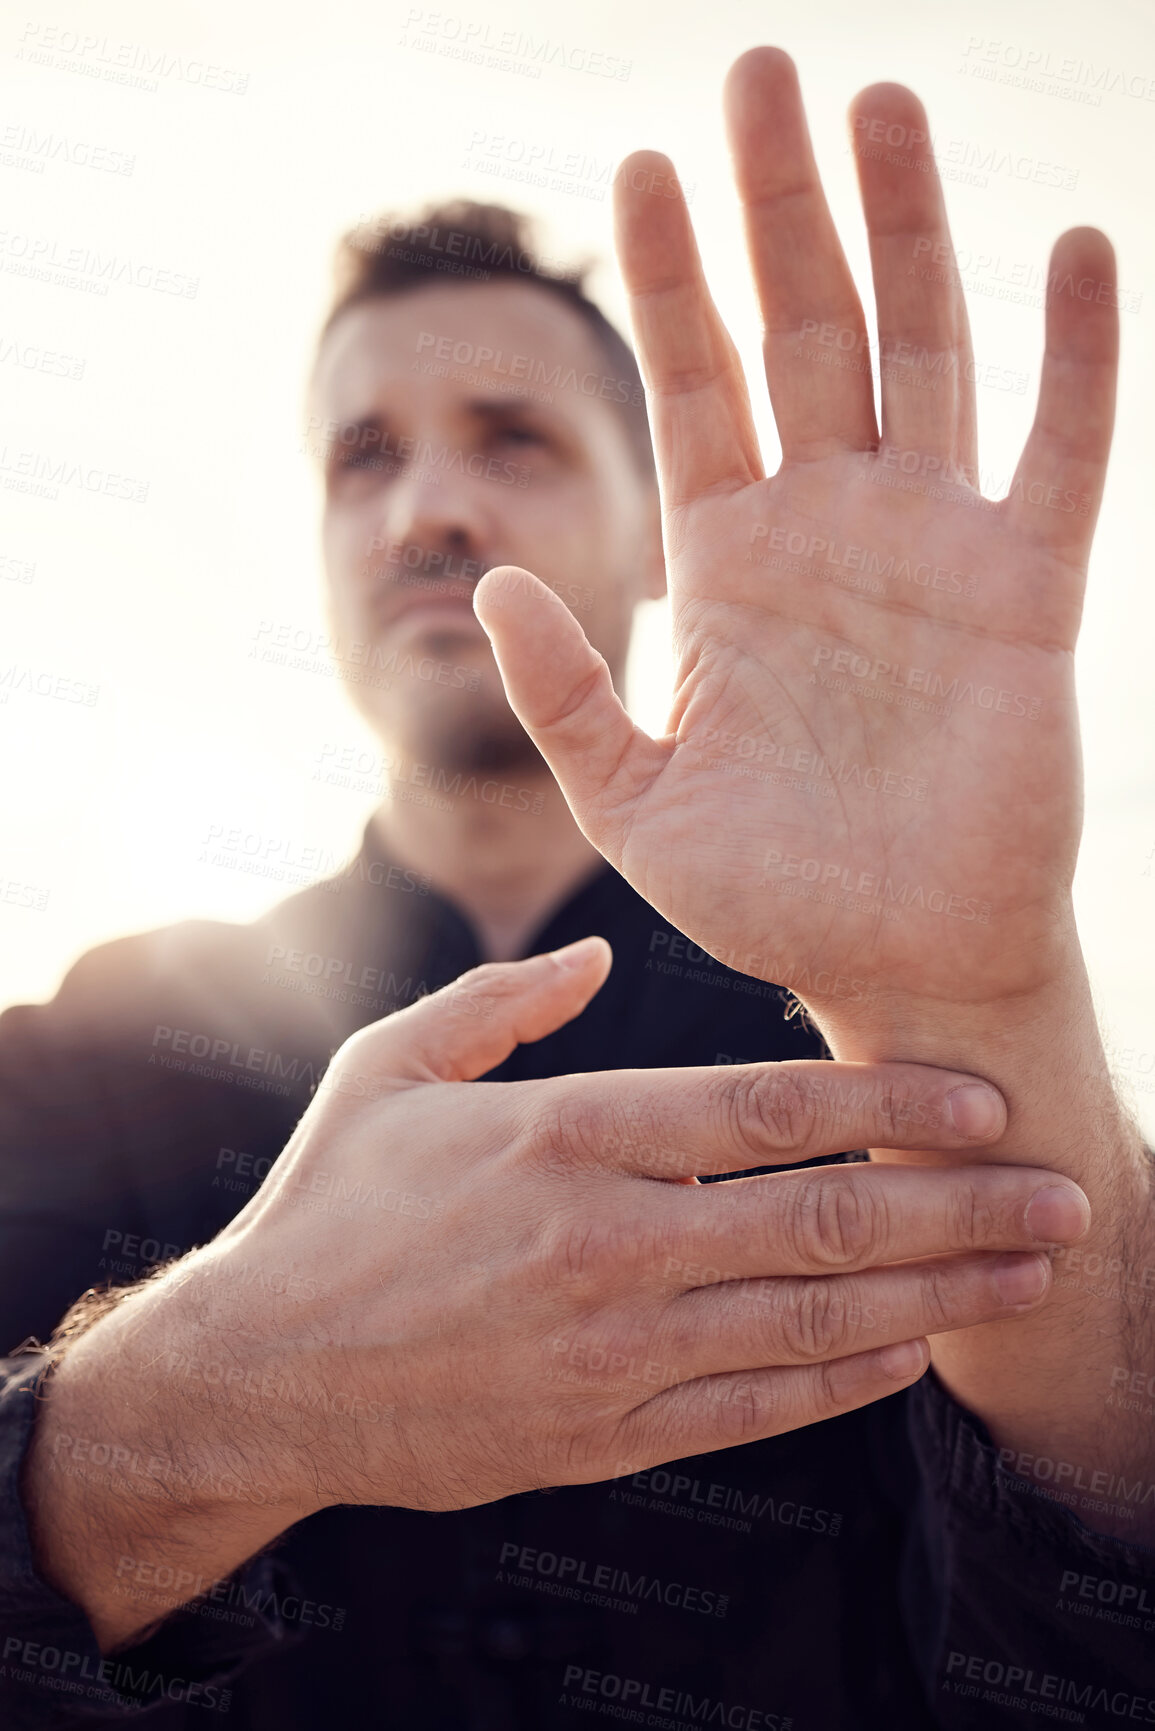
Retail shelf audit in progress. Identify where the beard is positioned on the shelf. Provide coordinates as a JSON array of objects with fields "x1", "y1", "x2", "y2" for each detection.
[
  {"x1": 418, "y1": 704, "x2": 550, "y2": 778},
  {"x1": 386, "y1": 652, "x2": 552, "y2": 781}
]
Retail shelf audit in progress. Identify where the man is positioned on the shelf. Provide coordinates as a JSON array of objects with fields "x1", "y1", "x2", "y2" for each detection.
[{"x1": 0, "y1": 46, "x2": 1150, "y2": 1731}]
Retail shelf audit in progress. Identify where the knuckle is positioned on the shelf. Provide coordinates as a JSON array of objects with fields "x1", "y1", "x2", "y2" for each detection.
[
  {"x1": 777, "y1": 1281, "x2": 853, "y2": 1361},
  {"x1": 710, "y1": 1374, "x2": 776, "y2": 1446},
  {"x1": 539, "y1": 1093, "x2": 607, "y2": 1174},
  {"x1": 536, "y1": 1212, "x2": 641, "y2": 1302},
  {"x1": 537, "y1": 1091, "x2": 658, "y2": 1175},
  {"x1": 869, "y1": 1085, "x2": 906, "y2": 1147},
  {"x1": 734, "y1": 1072, "x2": 817, "y2": 1158},
  {"x1": 948, "y1": 1179, "x2": 995, "y2": 1249},
  {"x1": 551, "y1": 1219, "x2": 610, "y2": 1293},
  {"x1": 456, "y1": 960, "x2": 520, "y2": 1001},
  {"x1": 787, "y1": 1174, "x2": 886, "y2": 1268},
  {"x1": 813, "y1": 1354, "x2": 854, "y2": 1416},
  {"x1": 915, "y1": 1263, "x2": 959, "y2": 1334}
]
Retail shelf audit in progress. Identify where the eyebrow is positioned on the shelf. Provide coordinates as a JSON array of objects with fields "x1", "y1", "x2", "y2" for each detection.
[
  {"x1": 321, "y1": 394, "x2": 566, "y2": 465},
  {"x1": 464, "y1": 396, "x2": 551, "y2": 421}
]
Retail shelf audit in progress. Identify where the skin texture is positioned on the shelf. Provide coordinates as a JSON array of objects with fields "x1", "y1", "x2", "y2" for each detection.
[
  {"x1": 473, "y1": 49, "x2": 1155, "y2": 1537},
  {"x1": 307, "y1": 282, "x2": 665, "y2": 958},
  {"x1": 17, "y1": 44, "x2": 1146, "y2": 1664},
  {"x1": 24, "y1": 943, "x2": 1083, "y2": 1650}
]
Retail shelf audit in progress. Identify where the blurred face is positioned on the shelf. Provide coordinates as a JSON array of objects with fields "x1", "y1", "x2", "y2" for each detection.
[{"x1": 309, "y1": 280, "x2": 663, "y2": 775}]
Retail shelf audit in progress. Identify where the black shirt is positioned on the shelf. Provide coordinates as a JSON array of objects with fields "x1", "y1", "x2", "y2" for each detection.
[{"x1": 1, "y1": 816, "x2": 1152, "y2": 1729}]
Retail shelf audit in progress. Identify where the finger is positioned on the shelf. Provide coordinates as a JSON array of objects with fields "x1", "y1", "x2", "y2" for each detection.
[
  {"x1": 613, "y1": 148, "x2": 764, "y2": 509},
  {"x1": 610, "y1": 1337, "x2": 930, "y2": 1470},
  {"x1": 724, "y1": 47, "x2": 877, "y2": 460},
  {"x1": 675, "y1": 1161, "x2": 1089, "y2": 1282},
  {"x1": 473, "y1": 565, "x2": 670, "y2": 864},
  {"x1": 1006, "y1": 227, "x2": 1118, "y2": 568},
  {"x1": 849, "y1": 83, "x2": 976, "y2": 467},
  {"x1": 656, "y1": 1249, "x2": 1050, "y2": 1383},
  {"x1": 344, "y1": 938, "x2": 612, "y2": 1085},
  {"x1": 528, "y1": 1057, "x2": 1008, "y2": 1180}
]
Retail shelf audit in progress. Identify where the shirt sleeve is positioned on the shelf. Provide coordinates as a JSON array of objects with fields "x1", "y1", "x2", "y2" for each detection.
[
  {"x1": 901, "y1": 1367, "x2": 1155, "y2": 1729},
  {"x1": 0, "y1": 1355, "x2": 303, "y2": 1727},
  {"x1": 0, "y1": 939, "x2": 308, "y2": 1725}
]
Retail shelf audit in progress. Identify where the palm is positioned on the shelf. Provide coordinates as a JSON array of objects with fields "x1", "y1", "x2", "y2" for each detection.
[{"x1": 476, "y1": 50, "x2": 1116, "y2": 1018}]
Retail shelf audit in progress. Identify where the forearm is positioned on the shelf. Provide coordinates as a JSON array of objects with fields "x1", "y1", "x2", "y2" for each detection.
[
  {"x1": 21, "y1": 1261, "x2": 313, "y2": 1651},
  {"x1": 806, "y1": 930, "x2": 1155, "y2": 1542}
]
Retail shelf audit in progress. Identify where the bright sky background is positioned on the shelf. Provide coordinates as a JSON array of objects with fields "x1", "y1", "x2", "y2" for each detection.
[{"x1": 2, "y1": 0, "x2": 1153, "y2": 1136}]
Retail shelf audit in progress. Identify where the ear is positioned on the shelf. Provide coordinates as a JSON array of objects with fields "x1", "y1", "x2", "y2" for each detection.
[{"x1": 639, "y1": 479, "x2": 666, "y2": 601}]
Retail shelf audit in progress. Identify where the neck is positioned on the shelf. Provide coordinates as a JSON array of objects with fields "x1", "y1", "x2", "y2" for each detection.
[{"x1": 371, "y1": 753, "x2": 605, "y2": 961}]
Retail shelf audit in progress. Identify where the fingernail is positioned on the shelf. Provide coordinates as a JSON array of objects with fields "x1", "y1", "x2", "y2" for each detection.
[
  {"x1": 993, "y1": 1252, "x2": 1050, "y2": 1306},
  {"x1": 946, "y1": 1084, "x2": 1004, "y2": 1139},
  {"x1": 879, "y1": 1339, "x2": 928, "y2": 1380},
  {"x1": 1025, "y1": 1183, "x2": 1091, "y2": 1243},
  {"x1": 550, "y1": 936, "x2": 606, "y2": 971}
]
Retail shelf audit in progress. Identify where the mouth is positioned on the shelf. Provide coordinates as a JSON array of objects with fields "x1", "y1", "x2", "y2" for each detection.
[
  {"x1": 388, "y1": 597, "x2": 486, "y2": 638},
  {"x1": 375, "y1": 565, "x2": 491, "y2": 637}
]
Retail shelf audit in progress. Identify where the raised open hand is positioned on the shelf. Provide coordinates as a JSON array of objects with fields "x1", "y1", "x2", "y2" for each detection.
[{"x1": 474, "y1": 47, "x2": 1117, "y2": 1031}]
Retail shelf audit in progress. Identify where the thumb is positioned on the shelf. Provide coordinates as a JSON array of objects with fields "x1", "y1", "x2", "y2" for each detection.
[
  {"x1": 353, "y1": 937, "x2": 613, "y2": 1085},
  {"x1": 473, "y1": 566, "x2": 669, "y2": 857}
]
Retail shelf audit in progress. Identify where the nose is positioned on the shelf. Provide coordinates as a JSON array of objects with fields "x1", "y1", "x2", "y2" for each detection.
[{"x1": 369, "y1": 462, "x2": 487, "y2": 585}]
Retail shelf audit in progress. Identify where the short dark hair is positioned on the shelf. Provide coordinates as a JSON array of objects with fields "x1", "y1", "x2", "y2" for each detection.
[{"x1": 316, "y1": 199, "x2": 654, "y2": 477}]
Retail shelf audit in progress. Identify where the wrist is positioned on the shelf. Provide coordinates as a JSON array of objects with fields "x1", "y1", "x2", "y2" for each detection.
[
  {"x1": 23, "y1": 1262, "x2": 315, "y2": 1650},
  {"x1": 803, "y1": 939, "x2": 1147, "y2": 1201},
  {"x1": 32, "y1": 1254, "x2": 318, "y2": 1529}
]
